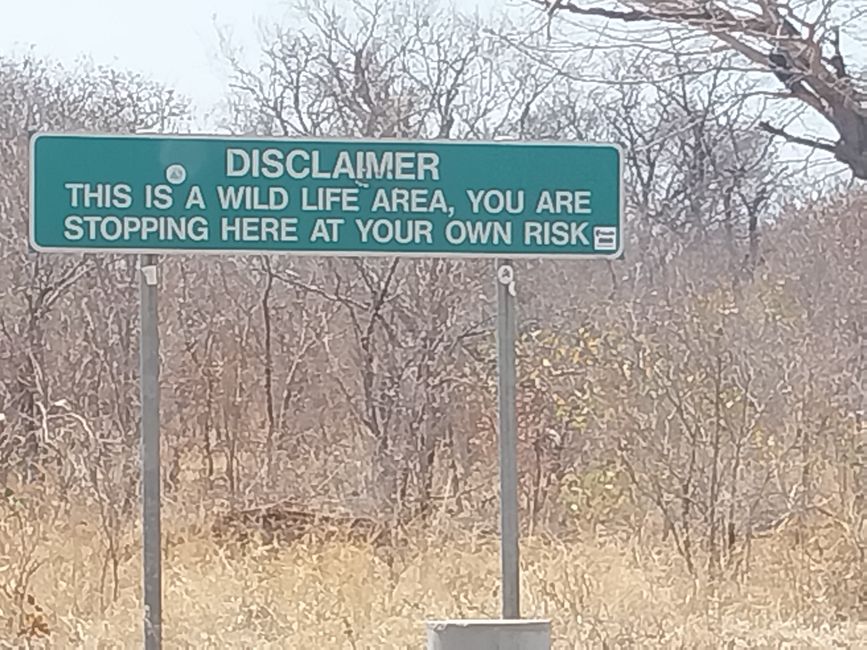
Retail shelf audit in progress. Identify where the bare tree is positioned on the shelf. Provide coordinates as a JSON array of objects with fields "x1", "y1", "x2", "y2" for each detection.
[
  {"x1": 216, "y1": 0, "x2": 540, "y2": 519},
  {"x1": 0, "y1": 55, "x2": 185, "y2": 482},
  {"x1": 593, "y1": 49, "x2": 783, "y2": 275},
  {"x1": 535, "y1": 0, "x2": 867, "y2": 179}
]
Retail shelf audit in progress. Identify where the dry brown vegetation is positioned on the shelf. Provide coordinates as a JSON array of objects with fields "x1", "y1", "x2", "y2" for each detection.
[
  {"x1": 1, "y1": 1, "x2": 866, "y2": 647},
  {"x1": 1, "y1": 471, "x2": 866, "y2": 647}
]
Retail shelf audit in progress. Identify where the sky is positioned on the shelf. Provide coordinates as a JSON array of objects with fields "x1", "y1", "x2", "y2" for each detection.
[
  {"x1": 0, "y1": 0, "x2": 503, "y2": 118},
  {"x1": 1, "y1": 0, "x2": 304, "y2": 113}
]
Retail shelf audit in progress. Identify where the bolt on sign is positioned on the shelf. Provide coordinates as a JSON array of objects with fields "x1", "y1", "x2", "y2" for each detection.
[{"x1": 30, "y1": 134, "x2": 622, "y2": 258}]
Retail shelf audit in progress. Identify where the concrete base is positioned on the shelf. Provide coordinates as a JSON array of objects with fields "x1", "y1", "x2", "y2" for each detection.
[{"x1": 426, "y1": 619, "x2": 551, "y2": 650}]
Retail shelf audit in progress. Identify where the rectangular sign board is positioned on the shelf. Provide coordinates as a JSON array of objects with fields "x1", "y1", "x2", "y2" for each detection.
[{"x1": 30, "y1": 134, "x2": 622, "y2": 258}]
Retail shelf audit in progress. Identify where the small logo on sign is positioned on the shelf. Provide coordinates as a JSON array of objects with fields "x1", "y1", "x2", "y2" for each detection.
[
  {"x1": 165, "y1": 164, "x2": 187, "y2": 185},
  {"x1": 594, "y1": 227, "x2": 617, "y2": 252}
]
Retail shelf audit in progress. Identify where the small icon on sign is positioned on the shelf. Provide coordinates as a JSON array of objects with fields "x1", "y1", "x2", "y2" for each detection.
[
  {"x1": 165, "y1": 164, "x2": 187, "y2": 185},
  {"x1": 594, "y1": 227, "x2": 617, "y2": 252}
]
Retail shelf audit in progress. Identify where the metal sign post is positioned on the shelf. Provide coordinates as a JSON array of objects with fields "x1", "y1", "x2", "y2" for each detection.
[
  {"x1": 139, "y1": 254, "x2": 161, "y2": 649},
  {"x1": 496, "y1": 260, "x2": 520, "y2": 619}
]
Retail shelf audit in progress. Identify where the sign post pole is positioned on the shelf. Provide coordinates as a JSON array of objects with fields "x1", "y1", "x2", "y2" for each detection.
[
  {"x1": 139, "y1": 253, "x2": 162, "y2": 649},
  {"x1": 496, "y1": 259, "x2": 520, "y2": 619}
]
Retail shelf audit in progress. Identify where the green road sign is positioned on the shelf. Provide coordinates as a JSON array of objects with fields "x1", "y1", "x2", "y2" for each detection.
[{"x1": 30, "y1": 133, "x2": 622, "y2": 258}]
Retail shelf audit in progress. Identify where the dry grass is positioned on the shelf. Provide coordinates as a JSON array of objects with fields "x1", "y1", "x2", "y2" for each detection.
[{"x1": 2, "y1": 496, "x2": 865, "y2": 649}]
